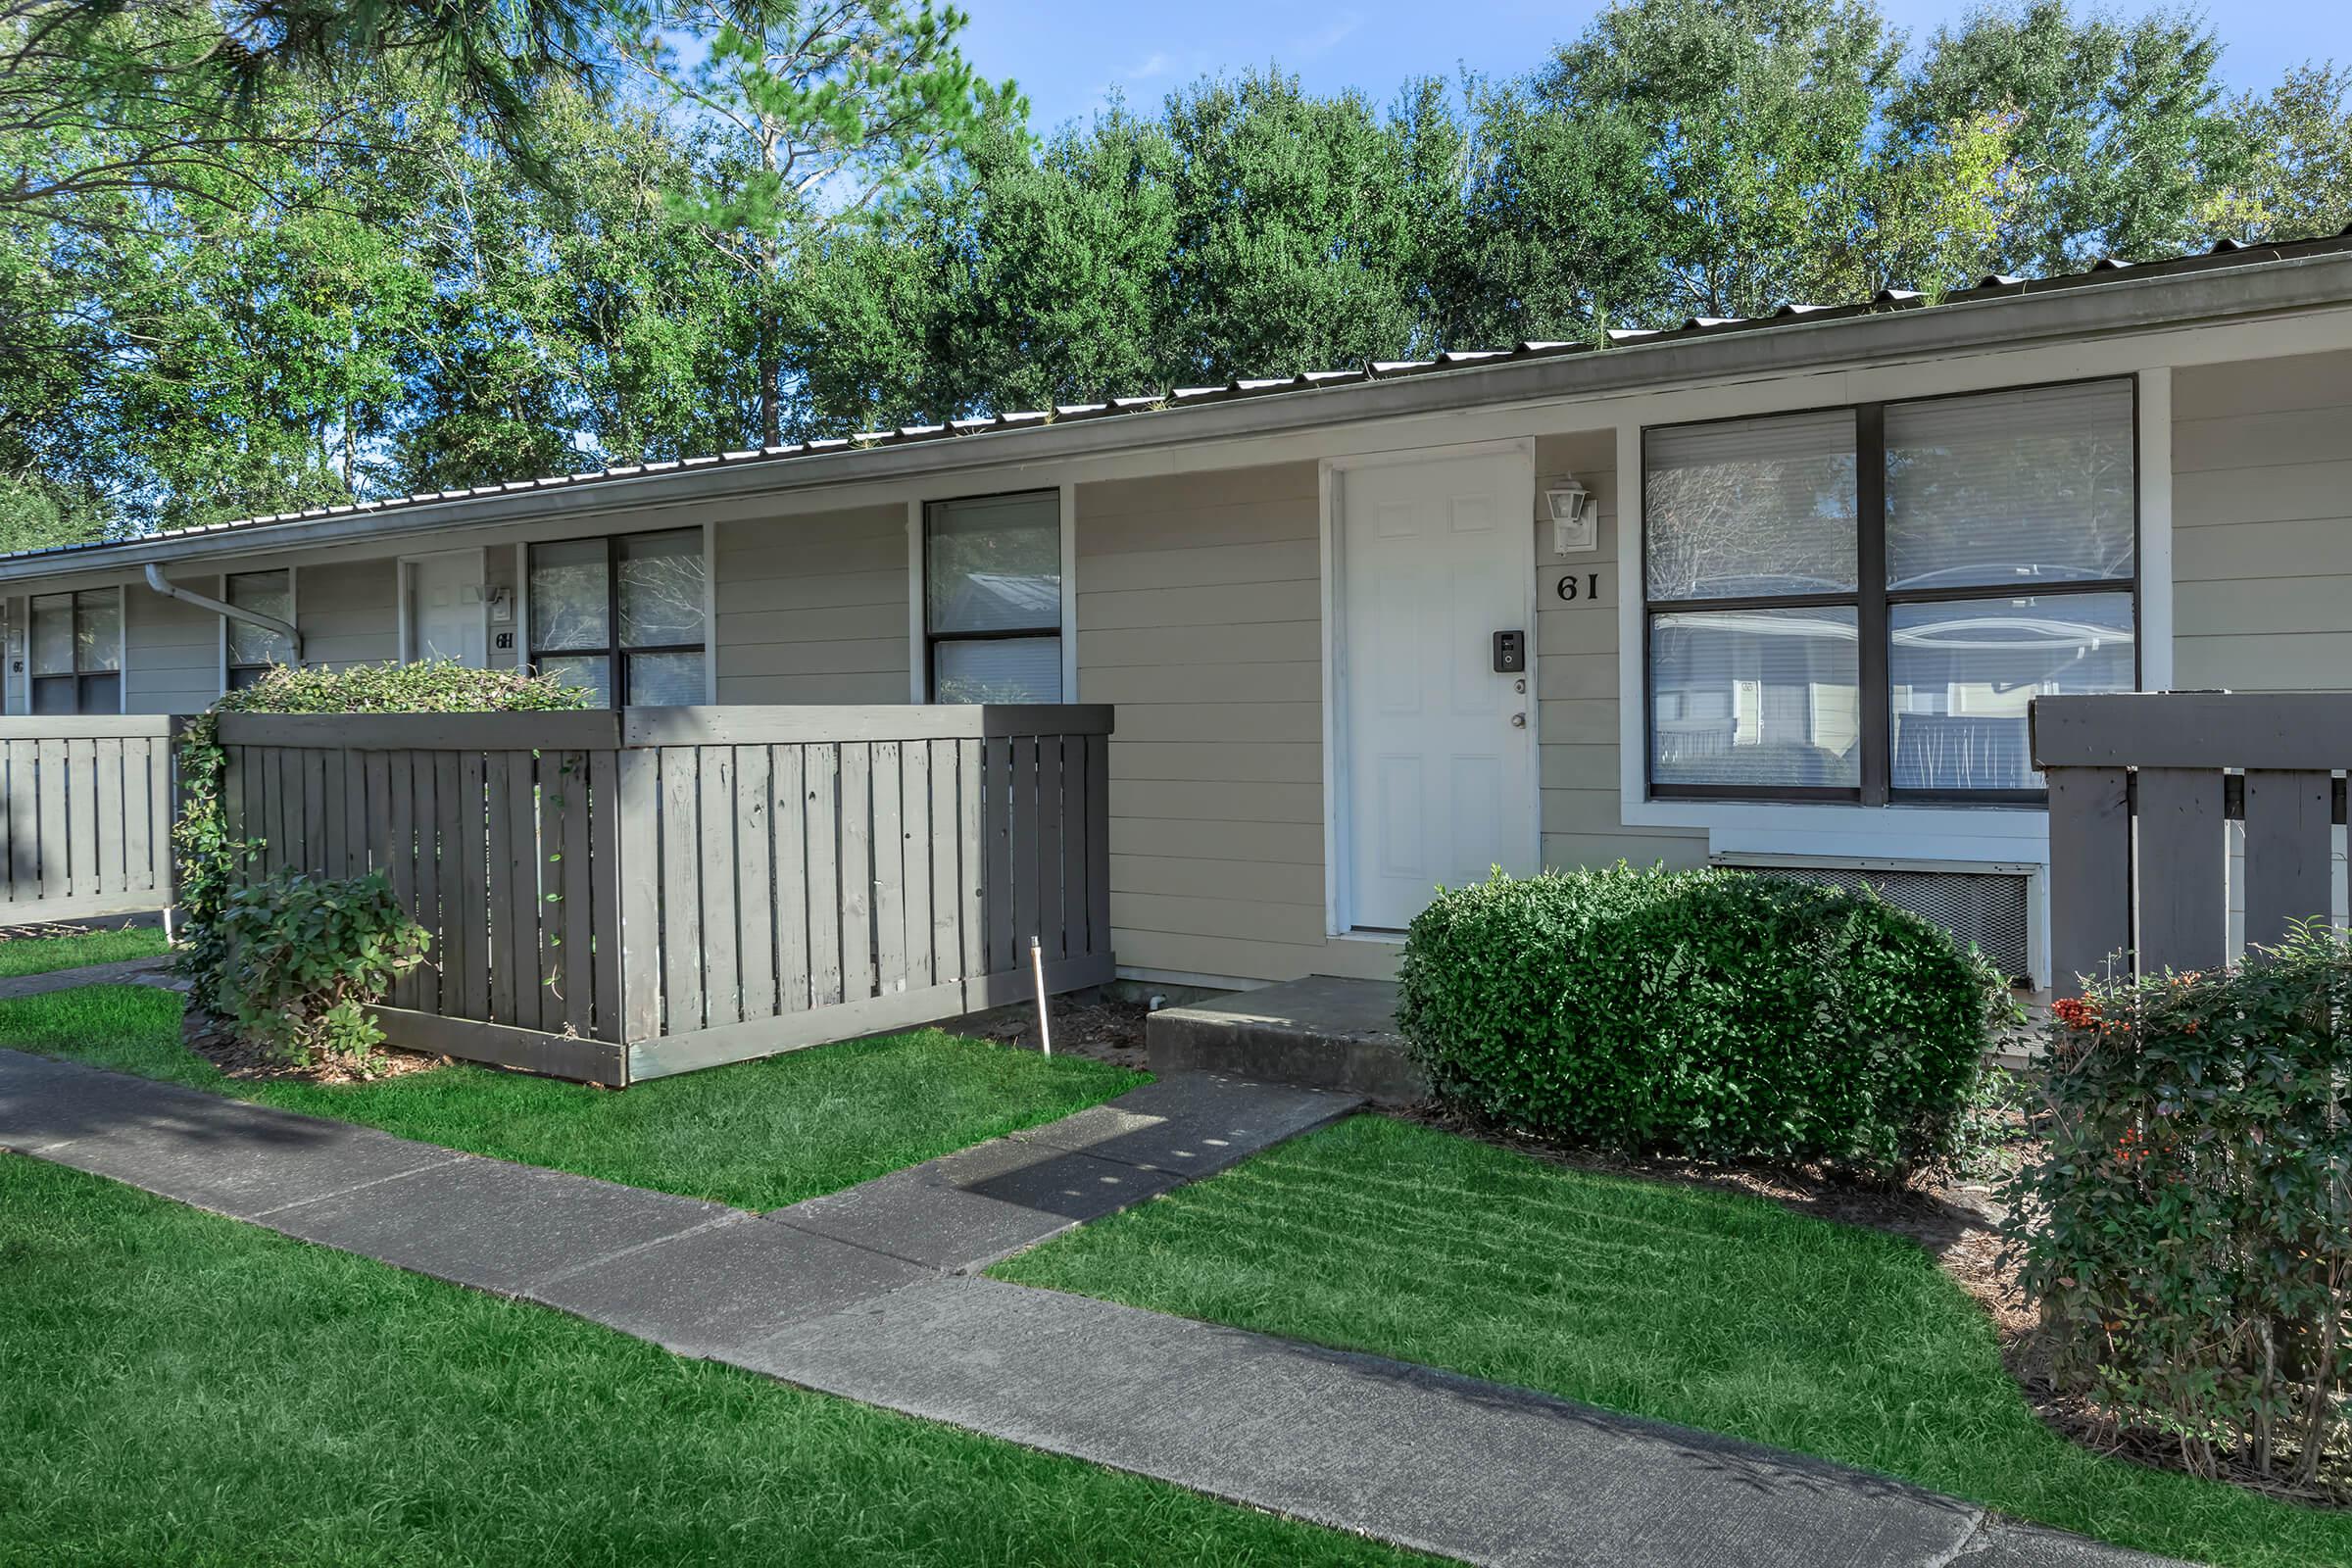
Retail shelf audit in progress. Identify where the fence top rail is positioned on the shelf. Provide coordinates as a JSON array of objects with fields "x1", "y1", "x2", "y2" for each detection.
[
  {"x1": 618, "y1": 704, "x2": 1115, "y2": 748},
  {"x1": 0, "y1": 715, "x2": 178, "y2": 740},
  {"x1": 2033, "y1": 693, "x2": 2352, "y2": 773},
  {"x1": 215, "y1": 704, "x2": 1116, "y2": 753}
]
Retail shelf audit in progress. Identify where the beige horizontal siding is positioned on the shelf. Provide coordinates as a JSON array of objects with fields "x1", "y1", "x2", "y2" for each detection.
[
  {"x1": 2173, "y1": 349, "x2": 2352, "y2": 694},
  {"x1": 125, "y1": 575, "x2": 221, "y2": 713},
  {"x1": 713, "y1": 505, "x2": 908, "y2": 705},
  {"x1": 297, "y1": 558, "x2": 398, "y2": 669}
]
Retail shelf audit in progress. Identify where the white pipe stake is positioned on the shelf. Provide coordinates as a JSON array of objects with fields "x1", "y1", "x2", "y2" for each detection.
[{"x1": 1030, "y1": 936, "x2": 1053, "y2": 1057}]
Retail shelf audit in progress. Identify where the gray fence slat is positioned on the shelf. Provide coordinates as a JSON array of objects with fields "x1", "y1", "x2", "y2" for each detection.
[
  {"x1": 66, "y1": 739, "x2": 97, "y2": 898},
  {"x1": 362, "y1": 751, "x2": 392, "y2": 880},
  {"x1": 735, "y1": 746, "x2": 776, "y2": 1020},
  {"x1": 302, "y1": 750, "x2": 327, "y2": 879},
  {"x1": 409, "y1": 753, "x2": 440, "y2": 1015},
  {"x1": 92, "y1": 738, "x2": 125, "y2": 899},
  {"x1": 5, "y1": 741, "x2": 33, "y2": 904},
  {"x1": 483, "y1": 751, "x2": 515, "y2": 1024},
  {"x1": 614, "y1": 748, "x2": 662, "y2": 1043},
  {"x1": 927, "y1": 740, "x2": 959, "y2": 984},
  {"x1": 586, "y1": 749, "x2": 620, "y2": 1039},
  {"x1": 457, "y1": 752, "x2": 490, "y2": 1021},
  {"x1": 981, "y1": 737, "x2": 1011, "y2": 976},
  {"x1": 533, "y1": 753, "x2": 567, "y2": 1034},
  {"x1": 386, "y1": 752, "x2": 419, "y2": 1009},
  {"x1": 1009, "y1": 735, "x2": 1039, "y2": 971},
  {"x1": 958, "y1": 738, "x2": 985, "y2": 982},
  {"x1": 2047, "y1": 766, "x2": 2132, "y2": 997},
  {"x1": 504, "y1": 752, "x2": 541, "y2": 1028},
  {"x1": 122, "y1": 739, "x2": 154, "y2": 896},
  {"x1": 321, "y1": 749, "x2": 348, "y2": 875},
  {"x1": 431, "y1": 751, "x2": 463, "y2": 1017},
  {"x1": 659, "y1": 746, "x2": 704, "y2": 1033},
  {"x1": 871, "y1": 740, "x2": 905, "y2": 997},
  {"x1": 2243, "y1": 769, "x2": 2334, "y2": 952},
  {"x1": 36, "y1": 738, "x2": 66, "y2": 903},
  {"x1": 1060, "y1": 735, "x2": 1087, "y2": 961},
  {"x1": 900, "y1": 739, "x2": 932, "y2": 991},
  {"x1": 1035, "y1": 735, "x2": 1065, "y2": 963},
  {"x1": 772, "y1": 745, "x2": 809, "y2": 1014},
  {"x1": 2136, "y1": 767, "x2": 2228, "y2": 976},
  {"x1": 698, "y1": 744, "x2": 740, "y2": 1028},
  {"x1": 556, "y1": 750, "x2": 595, "y2": 1039},
  {"x1": 807, "y1": 743, "x2": 842, "y2": 1008},
  {"x1": 282, "y1": 748, "x2": 309, "y2": 882},
  {"x1": 839, "y1": 742, "x2": 872, "y2": 1003},
  {"x1": 1086, "y1": 732, "x2": 1110, "y2": 961}
]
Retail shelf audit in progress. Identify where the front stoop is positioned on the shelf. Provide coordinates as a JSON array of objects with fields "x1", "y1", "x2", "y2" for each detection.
[{"x1": 1146, "y1": 976, "x2": 1430, "y2": 1103}]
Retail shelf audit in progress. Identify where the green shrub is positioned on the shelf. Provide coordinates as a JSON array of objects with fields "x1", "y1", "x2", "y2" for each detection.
[
  {"x1": 2005, "y1": 925, "x2": 2352, "y2": 1487},
  {"x1": 210, "y1": 871, "x2": 429, "y2": 1068},
  {"x1": 173, "y1": 661, "x2": 589, "y2": 1013},
  {"x1": 1395, "y1": 866, "x2": 2004, "y2": 1179}
]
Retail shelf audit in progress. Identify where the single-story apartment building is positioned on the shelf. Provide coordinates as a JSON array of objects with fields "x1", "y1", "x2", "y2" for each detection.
[{"x1": 10, "y1": 228, "x2": 2352, "y2": 991}]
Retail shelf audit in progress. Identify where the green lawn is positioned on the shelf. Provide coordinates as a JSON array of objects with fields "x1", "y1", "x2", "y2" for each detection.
[
  {"x1": 0, "y1": 986, "x2": 1144, "y2": 1210},
  {"x1": 0, "y1": 1154, "x2": 1409, "y2": 1567},
  {"x1": 0, "y1": 924, "x2": 170, "y2": 979},
  {"x1": 994, "y1": 1114, "x2": 2349, "y2": 1568}
]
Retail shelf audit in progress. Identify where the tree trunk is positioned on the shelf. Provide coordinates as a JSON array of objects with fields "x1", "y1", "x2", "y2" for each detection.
[{"x1": 760, "y1": 353, "x2": 782, "y2": 448}]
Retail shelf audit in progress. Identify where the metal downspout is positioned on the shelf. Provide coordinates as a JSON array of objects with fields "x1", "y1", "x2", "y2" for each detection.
[{"x1": 141, "y1": 563, "x2": 302, "y2": 662}]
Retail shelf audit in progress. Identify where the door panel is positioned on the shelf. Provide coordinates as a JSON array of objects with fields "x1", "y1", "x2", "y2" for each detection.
[
  {"x1": 1341, "y1": 452, "x2": 1535, "y2": 931},
  {"x1": 407, "y1": 552, "x2": 487, "y2": 667}
]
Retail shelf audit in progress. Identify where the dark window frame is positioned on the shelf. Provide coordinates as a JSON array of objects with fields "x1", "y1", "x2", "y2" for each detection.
[
  {"x1": 1641, "y1": 373, "x2": 2141, "y2": 808},
  {"x1": 525, "y1": 528, "x2": 707, "y2": 708},
  {"x1": 28, "y1": 587, "x2": 122, "y2": 715},
  {"x1": 224, "y1": 568, "x2": 295, "y2": 692},
  {"x1": 922, "y1": 488, "x2": 1064, "y2": 702}
]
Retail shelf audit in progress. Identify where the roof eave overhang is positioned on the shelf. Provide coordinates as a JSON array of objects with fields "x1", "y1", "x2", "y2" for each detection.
[{"x1": 11, "y1": 249, "x2": 2351, "y2": 586}]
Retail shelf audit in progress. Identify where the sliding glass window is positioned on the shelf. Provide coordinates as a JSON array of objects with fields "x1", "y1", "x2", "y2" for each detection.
[
  {"x1": 925, "y1": 491, "x2": 1062, "y2": 703},
  {"x1": 28, "y1": 588, "x2": 122, "y2": 714},
  {"x1": 527, "y1": 528, "x2": 707, "y2": 707},
  {"x1": 225, "y1": 569, "x2": 294, "y2": 691},
  {"x1": 1642, "y1": 378, "x2": 2136, "y2": 803}
]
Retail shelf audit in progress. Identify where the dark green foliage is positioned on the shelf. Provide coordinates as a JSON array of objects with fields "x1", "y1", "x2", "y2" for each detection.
[
  {"x1": 209, "y1": 872, "x2": 430, "y2": 1067},
  {"x1": 2006, "y1": 925, "x2": 2352, "y2": 1490},
  {"x1": 172, "y1": 661, "x2": 589, "y2": 1013},
  {"x1": 1396, "y1": 866, "x2": 2001, "y2": 1178}
]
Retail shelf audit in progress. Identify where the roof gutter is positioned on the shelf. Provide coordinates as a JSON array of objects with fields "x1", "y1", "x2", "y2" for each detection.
[
  {"x1": 143, "y1": 563, "x2": 302, "y2": 662},
  {"x1": 10, "y1": 249, "x2": 2352, "y2": 585}
]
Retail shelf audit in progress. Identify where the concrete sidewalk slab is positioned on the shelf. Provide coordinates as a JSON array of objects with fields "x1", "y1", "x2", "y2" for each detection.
[
  {"x1": 771, "y1": 1136, "x2": 1185, "y2": 1270},
  {"x1": 263, "y1": 1155, "x2": 740, "y2": 1297},
  {"x1": 744, "y1": 1274, "x2": 1982, "y2": 1568},
  {"x1": 0, "y1": 955, "x2": 174, "y2": 1001},
  {"x1": 1007, "y1": 1074, "x2": 1360, "y2": 1177},
  {"x1": 526, "y1": 1213, "x2": 934, "y2": 1357}
]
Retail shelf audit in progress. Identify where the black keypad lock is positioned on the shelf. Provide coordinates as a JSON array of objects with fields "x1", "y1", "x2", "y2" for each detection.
[{"x1": 1492, "y1": 629, "x2": 1526, "y2": 672}]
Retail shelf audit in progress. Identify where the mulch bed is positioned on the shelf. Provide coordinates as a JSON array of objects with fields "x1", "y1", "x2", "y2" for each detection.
[
  {"x1": 179, "y1": 1006, "x2": 448, "y2": 1086},
  {"x1": 947, "y1": 992, "x2": 1152, "y2": 1071}
]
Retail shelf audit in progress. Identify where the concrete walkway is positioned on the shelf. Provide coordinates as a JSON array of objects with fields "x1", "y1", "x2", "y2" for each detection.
[
  {"x1": 0, "y1": 954, "x2": 176, "y2": 1001},
  {"x1": 0, "y1": 1049, "x2": 2178, "y2": 1568}
]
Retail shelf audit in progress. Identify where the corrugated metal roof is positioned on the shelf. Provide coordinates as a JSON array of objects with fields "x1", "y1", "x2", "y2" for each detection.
[{"x1": 14, "y1": 221, "x2": 2352, "y2": 565}]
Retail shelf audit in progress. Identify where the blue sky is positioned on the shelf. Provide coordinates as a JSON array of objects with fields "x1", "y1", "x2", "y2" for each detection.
[{"x1": 956, "y1": 0, "x2": 2333, "y2": 134}]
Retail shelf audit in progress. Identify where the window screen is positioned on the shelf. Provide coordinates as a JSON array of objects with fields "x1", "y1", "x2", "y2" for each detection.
[{"x1": 926, "y1": 491, "x2": 1062, "y2": 702}]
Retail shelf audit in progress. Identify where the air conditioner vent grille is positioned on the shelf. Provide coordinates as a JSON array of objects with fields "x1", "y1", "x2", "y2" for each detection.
[{"x1": 1735, "y1": 865, "x2": 2032, "y2": 985}]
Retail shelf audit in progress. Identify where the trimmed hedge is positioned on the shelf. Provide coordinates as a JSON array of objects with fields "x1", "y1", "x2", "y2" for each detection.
[
  {"x1": 1396, "y1": 866, "x2": 2003, "y2": 1179},
  {"x1": 2006, "y1": 926, "x2": 2352, "y2": 1487}
]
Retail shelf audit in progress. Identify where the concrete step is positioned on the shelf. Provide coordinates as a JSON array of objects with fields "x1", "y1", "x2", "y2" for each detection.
[{"x1": 1146, "y1": 976, "x2": 1429, "y2": 1102}]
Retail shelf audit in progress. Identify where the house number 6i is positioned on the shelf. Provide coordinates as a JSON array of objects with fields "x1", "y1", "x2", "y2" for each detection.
[{"x1": 1555, "y1": 571, "x2": 1603, "y2": 603}]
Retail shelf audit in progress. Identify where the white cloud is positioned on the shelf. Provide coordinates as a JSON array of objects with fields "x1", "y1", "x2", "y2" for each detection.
[
  {"x1": 1127, "y1": 50, "x2": 1180, "y2": 80},
  {"x1": 1291, "y1": 10, "x2": 1362, "y2": 57}
]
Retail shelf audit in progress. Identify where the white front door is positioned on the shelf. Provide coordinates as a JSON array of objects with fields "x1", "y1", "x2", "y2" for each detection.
[
  {"x1": 1338, "y1": 450, "x2": 1537, "y2": 931},
  {"x1": 405, "y1": 550, "x2": 487, "y2": 666}
]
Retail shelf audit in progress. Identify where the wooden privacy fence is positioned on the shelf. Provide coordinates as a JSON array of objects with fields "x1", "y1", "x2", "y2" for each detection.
[
  {"x1": 2034, "y1": 692, "x2": 2350, "y2": 997},
  {"x1": 215, "y1": 705, "x2": 1115, "y2": 1085},
  {"x1": 0, "y1": 715, "x2": 175, "y2": 925}
]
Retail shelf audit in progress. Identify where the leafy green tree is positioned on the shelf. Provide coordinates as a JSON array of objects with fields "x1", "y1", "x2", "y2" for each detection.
[
  {"x1": 1891, "y1": 1, "x2": 2242, "y2": 271},
  {"x1": 2199, "y1": 63, "x2": 2352, "y2": 244},
  {"x1": 1537, "y1": 0, "x2": 1901, "y2": 320},
  {"x1": 612, "y1": 0, "x2": 1020, "y2": 444}
]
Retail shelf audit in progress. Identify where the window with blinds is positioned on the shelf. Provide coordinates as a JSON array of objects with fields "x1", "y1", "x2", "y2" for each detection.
[
  {"x1": 925, "y1": 490, "x2": 1063, "y2": 703},
  {"x1": 29, "y1": 588, "x2": 122, "y2": 714},
  {"x1": 1643, "y1": 377, "x2": 2136, "y2": 802}
]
